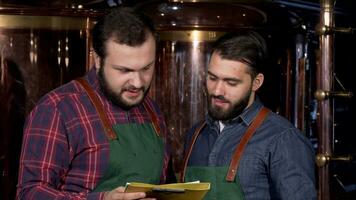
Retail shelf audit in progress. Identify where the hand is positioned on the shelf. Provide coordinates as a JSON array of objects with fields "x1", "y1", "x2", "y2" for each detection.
[{"x1": 103, "y1": 186, "x2": 156, "y2": 200}]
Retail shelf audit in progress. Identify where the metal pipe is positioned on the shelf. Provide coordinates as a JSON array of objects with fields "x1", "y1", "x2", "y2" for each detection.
[{"x1": 316, "y1": 0, "x2": 334, "y2": 199}]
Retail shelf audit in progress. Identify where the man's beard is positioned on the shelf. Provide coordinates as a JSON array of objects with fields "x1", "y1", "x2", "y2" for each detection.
[
  {"x1": 98, "y1": 66, "x2": 148, "y2": 110},
  {"x1": 208, "y1": 88, "x2": 251, "y2": 121}
]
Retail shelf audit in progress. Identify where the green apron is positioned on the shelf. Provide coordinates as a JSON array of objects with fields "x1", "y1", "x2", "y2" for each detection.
[
  {"x1": 185, "y1": 166, "x2": 244, "y2": 200},
  {"x1": 181, "y1": 107, "x2": 270, "y2": 200},
  {"x1": 93, "y1": 122, "x2": 164, "y2": 192},
  {"x1": 76, "y1": 78, "x2": 164, "y2": 192}
]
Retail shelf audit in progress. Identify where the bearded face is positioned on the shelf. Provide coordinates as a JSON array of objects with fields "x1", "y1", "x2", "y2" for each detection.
[
  {"x1": 98, "y1": 65, "x2": 150, "y2": 110},
  {"x1": 206, "y1": 52, "x2": 263, "y2": 121},
  {"x1": 208, "y1": 87, "x2": 252, "y2": 121},
  {"x1": 95, "y1": 35, "x2": 156, "y2": 110}
]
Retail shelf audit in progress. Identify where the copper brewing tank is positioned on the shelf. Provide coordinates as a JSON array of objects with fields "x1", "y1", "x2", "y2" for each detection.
[
  {"x1": 138, "y1": 1, "x2": 304, "y2": 167},
  {"x1": 0, "y1": 2, "x2": 307, "y2": 199},
  {"x1": 0, "y1": 6, "x2": 99, "y2": 199}
]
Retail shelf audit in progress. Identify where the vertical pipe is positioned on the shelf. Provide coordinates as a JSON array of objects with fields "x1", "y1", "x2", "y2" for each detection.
[
  {"x1": 85, "y1": 17, "x2": 92, "y2": 70},
  {"x1": 317, "y1": 0, "x2": 334, "y2": 199},
  {"x1": 294, "y1": 34, "x2": 306, "y2": 131},
  {"x1": 296, "y1": 57, "x2": 306, "y2": 131},
  {"x1": 284, "y1": 49, "x2": 292, "y2": 120}
]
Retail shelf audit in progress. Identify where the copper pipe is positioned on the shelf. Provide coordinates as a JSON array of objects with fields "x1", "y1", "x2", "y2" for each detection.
[
  {"x1": 296, "y1": 57, "x2": 306, "y2": 132},
  {"x1": 317, "y1": 0, "x2": 334, "y2": 199},
  {"x1": 284, "y1": 49, "x2": 292, "y2": 120},
  {"x1": 86, "y1": 17, "x2": 92, "y2": 70}
]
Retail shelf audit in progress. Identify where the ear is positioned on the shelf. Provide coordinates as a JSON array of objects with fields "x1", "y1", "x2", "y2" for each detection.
[
  {"x1": 93, "y1": 52, "x2": 101, "y2": 70},
  {"x1": 252, "y1": 73, "x2": 264, "y2": 92}
]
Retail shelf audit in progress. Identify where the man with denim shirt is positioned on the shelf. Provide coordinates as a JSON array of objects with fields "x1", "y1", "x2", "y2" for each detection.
[{"x1": 181, "y1": 31, "x2": 316, "y2": 199}]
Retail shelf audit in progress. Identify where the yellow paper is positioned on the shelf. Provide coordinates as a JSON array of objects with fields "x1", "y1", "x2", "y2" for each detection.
[{"x1": 125, "y1": 181, "x2": 210, "y2": 200}]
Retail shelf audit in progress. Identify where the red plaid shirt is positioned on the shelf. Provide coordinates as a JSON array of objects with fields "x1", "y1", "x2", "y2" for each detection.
[{"x1": 17, "y1": 68, "x2": 170, "y2": 199}]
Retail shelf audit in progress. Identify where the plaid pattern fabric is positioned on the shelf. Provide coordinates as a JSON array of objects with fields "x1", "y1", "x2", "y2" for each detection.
[{"x1": 17, "y1": 68, "x2": 170, "y2": 199}]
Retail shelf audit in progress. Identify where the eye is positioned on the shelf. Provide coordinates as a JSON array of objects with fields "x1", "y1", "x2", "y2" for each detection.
[
  {"x1": 117, "y1": 68, "x2": 130, "y2": 73},
  {"x1": 207, "y1": 74, "x2": 217, "y2": 81},
  {"x1": 226, "y1": 80, "x2": 238, "y2": 86},
  {"x1": 142, "y1": 64, "x2": 152, "y2": 71}
]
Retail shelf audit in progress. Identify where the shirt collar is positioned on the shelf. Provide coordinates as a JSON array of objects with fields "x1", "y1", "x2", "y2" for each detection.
[{"x1": 238, "y1": 98, "x2": 264, "y2": 126}]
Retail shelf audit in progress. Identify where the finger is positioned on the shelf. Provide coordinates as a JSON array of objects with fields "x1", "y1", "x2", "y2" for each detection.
[
  {"x1": 112, "y1": 191, "x2": 146, "y2": 200},
  {"x1": 114, "y1": 186, "x2": 126, "y2": 193}
]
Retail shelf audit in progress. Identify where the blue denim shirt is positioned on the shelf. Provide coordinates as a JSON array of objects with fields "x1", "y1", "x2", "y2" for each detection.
[{"x1": 185, "y1": 99, "x2": 317, "y2": 199}]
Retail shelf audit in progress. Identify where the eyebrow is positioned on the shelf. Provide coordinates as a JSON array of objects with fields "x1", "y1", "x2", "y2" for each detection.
[
  {"x1": 112, "y1": 60, "x2": 155, "y2": 71},
  {"x1": 207, "y1": 71, "x2": 241, "y2": 83}
]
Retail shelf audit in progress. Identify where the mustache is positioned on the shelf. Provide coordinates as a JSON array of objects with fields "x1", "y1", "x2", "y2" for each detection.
[
  {"x1": 123, "y1": 86, "x2": 145, "y2": 92},
  {"x1": 210, "y1": 95, "x2": 229, "y2": 103}
]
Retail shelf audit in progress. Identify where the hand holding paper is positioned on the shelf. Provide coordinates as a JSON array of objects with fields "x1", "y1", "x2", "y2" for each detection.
[{"x1": 125, "y1": 181, "x2": 210, "y2": 200}]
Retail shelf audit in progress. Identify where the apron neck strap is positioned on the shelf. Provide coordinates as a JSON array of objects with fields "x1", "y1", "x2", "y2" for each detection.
[
  {"x1": 180, "y1": 120, "x2": 206, "y2": 182},
  {"x1": 76, "y1": 78, "x2": 161, "y2": 140},
  {"x1": 142, "y1": 100, "x2": 161, "y2": 136},
  {"x1": 76, "y1": 78, "x2": 117, "y2": 140},
  {"x1": 180, "y1": 107, "x2": 270, "y2": 182},
  {"x1": 225, "y1": 107, "x2": 270, "y2": 182}
]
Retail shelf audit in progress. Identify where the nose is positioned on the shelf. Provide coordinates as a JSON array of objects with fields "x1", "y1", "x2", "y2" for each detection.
[
  {"x1": 129, "y1": 72, "x2": 144, "y2": 89},
  {"x1": 211, "y1": 81, "x2": 225, "y2": 96}
]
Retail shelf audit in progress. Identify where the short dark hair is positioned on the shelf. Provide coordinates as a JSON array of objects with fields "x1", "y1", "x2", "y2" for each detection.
[
  {"x1": 92, "y1": 7, "x2": 156, "y2": 58},
  {"x1": 212, "y1": 31, "x2": 267, "y2": 78}
]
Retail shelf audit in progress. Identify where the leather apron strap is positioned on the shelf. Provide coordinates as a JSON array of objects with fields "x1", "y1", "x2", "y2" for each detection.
[
  {"x1": 226, "y1": 107, "x2": 269, "y2": 181},
  {"x1": 76, "y1": 78, "x2": 161, "y2": 140},
  {"x1": 76, "y1": 78, "x2": 117, "y2": 140},
  {"x1": 142, "y1": 101, "x2": 161, "y2": 136},
  {"x1": 180, "y1": 121, "x2": 206, "y2": 182}
]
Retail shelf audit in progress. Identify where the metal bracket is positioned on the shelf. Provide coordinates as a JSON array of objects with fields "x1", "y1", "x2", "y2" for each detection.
[
  {"x1": 315, "y1": 153, "x2": 353, "y2": 167},
  {"x1": 314, "y1": 89, "x2": 353, "y2": 101},
  {"x1": 316, "y1": 24, "x2": 356, "y2": 35}
]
